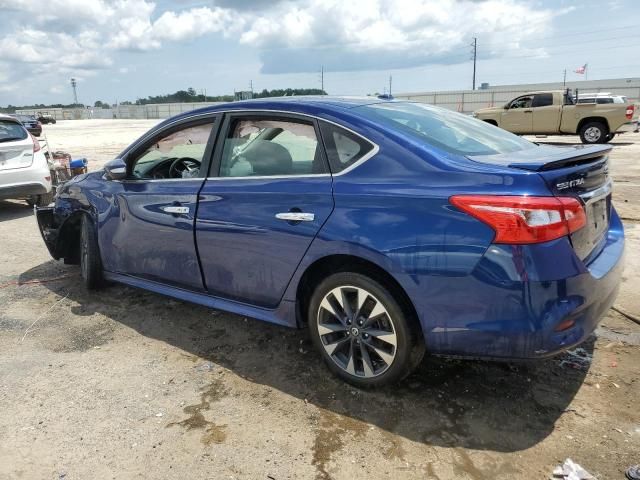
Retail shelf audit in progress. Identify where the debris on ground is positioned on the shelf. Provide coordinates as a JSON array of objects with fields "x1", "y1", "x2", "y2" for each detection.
[
  {"x1": 558, "y1": 348, "x2": 593, "y2": 370},
  {"x1": 552, "y1": 458, "x2": 595, "y2": 480}
]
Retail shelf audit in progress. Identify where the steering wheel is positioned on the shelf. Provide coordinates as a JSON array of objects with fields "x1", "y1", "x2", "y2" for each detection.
[{"x1": 168, "y1": 157, "x2": 201, "y2": 178}]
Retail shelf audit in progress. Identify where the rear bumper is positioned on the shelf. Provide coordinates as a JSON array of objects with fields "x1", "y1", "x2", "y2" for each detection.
[
  {"x1": 0, "y1": 152, "x2": 52, "y2": 199},
  {"x1": 0, "y1": 183, "x2": 48, "y2": 198},
  {"x1": 413, "y1": 208, "x2": 624, "y2": 359},
  {"x1": 615, "y1": 122, "x2": 637, "y2": 134}
]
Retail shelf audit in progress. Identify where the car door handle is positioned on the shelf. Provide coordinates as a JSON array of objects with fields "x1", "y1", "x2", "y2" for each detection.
[
  {"x1": 275, "y1": 212, "x2": 315, "y2": 222},
  {"x1": 161, "y1": 206, "x2": 189, "y2": 214},
  {"x1": 524, "y1": 109, "x2": 533, "y2": 113}
]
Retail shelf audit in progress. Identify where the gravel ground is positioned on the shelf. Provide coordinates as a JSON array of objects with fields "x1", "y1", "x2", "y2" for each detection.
[{"x1": 0, "y1": 120, "x2": 638, "y2": 479}]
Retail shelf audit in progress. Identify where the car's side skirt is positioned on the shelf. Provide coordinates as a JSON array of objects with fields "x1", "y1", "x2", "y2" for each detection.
[{"x1": 102, "y1": 271, "x2": 297, "y2": 328}]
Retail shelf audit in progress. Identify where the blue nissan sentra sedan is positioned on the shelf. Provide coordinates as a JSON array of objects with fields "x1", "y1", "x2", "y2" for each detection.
[{"x1": 35, "y1": 97, "x2": 624, "y2": 387}]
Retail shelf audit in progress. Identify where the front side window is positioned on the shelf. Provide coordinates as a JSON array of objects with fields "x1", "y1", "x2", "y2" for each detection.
[
  {"x1": 509, "y1": 96, "x2": 533, "y2": 109},
  {"x1": 130, "y1": 122, "x2": 214, "y2": 179},
  {"x1": 219, "y1": 118, "x2": 326, "y2": 177},
  {"x1": 357, "y1": 102, "x2": 536, "y2": 156},
  {"x1": 319, "y1": 122, "x2": 374, "y2": 173}
]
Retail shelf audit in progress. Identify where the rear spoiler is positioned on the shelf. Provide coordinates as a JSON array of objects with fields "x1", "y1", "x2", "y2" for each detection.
[{"x1": 467, "y1": 144, "x2": 612, "y2": 172}]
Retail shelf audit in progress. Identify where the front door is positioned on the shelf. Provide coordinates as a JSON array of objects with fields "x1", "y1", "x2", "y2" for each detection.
[
  {"x1": 196, "y1": 113, "x2": 334, "y2": 307},
  {"x1": 99, "y1": 117, "x2": 218, "y2": 291},
  {"x1": 501, "y1": 95, "x2": 533, "y2": 134}
]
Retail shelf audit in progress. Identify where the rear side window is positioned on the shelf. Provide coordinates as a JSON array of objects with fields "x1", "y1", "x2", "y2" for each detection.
[
  {"x1": 358, "y1": 102, "x2": 535, "y2": 156},
  {"x1": 319, "y1": 122, "x2": 374, "y2": 173},
  {"x1": 532, "y1": 93, "x2": 553, "y2": 107},
  {"x1": 0, "y1": 120, "x2": 28, "y2": 142}
]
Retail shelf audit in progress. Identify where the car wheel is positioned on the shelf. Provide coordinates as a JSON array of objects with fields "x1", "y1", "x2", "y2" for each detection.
[
  {"x1": 579, "y1": 121, "x2": 609, "y2": 144},
  {"x1": 308, "y1": 272, "x2": 424, "y2": 387},
  {"x1": 80, "y1": 214, "x2": 104, "y2": 290},
  {"x1": 26, "y1": 192, "x2": 55, "y2": 207}
]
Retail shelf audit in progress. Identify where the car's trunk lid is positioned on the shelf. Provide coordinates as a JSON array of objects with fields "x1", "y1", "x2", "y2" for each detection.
[
  {"x1": 468, "y1": 144, "x2": 612, "y2": 261},
  {"x1": 0, "y1": 138, "x2": 35, "y2": 171}
]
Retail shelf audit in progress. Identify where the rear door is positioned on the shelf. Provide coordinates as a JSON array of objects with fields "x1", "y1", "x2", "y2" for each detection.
[
  {"x1": 0, "y1": 120, "x2": 33, "y2": 172},
  {"x1": 531, "y1": 93, "x2": 561, "y2": 134},
  {"x1": 500, "y1": 95, "x2": 533, "y2": 134},
  {"x1": 195, "y1": 112, "x2": 334, "y2": 307}
]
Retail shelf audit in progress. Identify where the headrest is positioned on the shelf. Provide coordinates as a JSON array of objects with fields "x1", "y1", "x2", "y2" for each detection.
[{"x1": 241, "y1": 140, "x2": 293, "y2": 176}]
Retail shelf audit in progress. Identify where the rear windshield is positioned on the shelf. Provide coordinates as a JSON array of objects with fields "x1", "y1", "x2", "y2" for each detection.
[
  {"x1": 357, "y1": 102, "x2": 536, "y2": 156},
  {"x1": 0, "y1": 120, "x2": 28, "y2": 142}
]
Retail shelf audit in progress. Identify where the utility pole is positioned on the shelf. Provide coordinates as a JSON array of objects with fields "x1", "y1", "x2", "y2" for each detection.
[
  {"x1": 320, "y1": 65, "x2": 324, "y2": 93},
  {"x1": 389, "y1": 75, "x2": 392, "y2": 96},
  {"x1": 563, "y1": 69, "x2": 567, "y2": 87},
  {"x1": 471, "y1": 37, "x2": 477, "y2": 90},
  {"x1": 250, "y1": 80, "x2": 253, "y2": 97},
  {"x1": 70, "y1": 78, "x2": 78, "y2": 105}
]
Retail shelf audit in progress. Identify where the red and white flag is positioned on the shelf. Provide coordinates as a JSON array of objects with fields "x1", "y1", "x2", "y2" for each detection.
[{"x1": 574, "y1": 63, "x2": 587, "y2": 74}]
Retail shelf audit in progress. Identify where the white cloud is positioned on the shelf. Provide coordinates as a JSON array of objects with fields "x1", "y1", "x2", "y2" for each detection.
[{"x1": 0, "y1": 0, "x2": 569, "y2": 99}]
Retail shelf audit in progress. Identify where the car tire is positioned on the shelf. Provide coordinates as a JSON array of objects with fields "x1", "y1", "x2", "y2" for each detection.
[
  {"x1": 80, "y1": 214, "x2": 104, "y2": 290},
  {"x1": 26, "y1": 192, "x2": 55, "y2": 207},
  {"x1": 579, "y1": 121, "x2": 609, "y2": 144},
  {"x1": 308, "y1": 272, "x2": 424, "y2": 387}
]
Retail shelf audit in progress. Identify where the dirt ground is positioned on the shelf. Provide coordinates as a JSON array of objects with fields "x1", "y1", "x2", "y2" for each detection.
[{"x1": 0, "y1": 119, "x2": 639, "y2": 480}]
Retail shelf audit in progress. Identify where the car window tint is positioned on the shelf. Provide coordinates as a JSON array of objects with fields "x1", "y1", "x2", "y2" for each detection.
[
  {"x1": 0, "y1": 120, "x2": 28, "y2": 142},
  {"x1": 131, "y1": 122, "x2": 214, "y2": 179},
  {"x1": 220, "y1": 119, "x2": 326, "y2": 177},
  {"x1": 532, "y1": 93, "x2": 553, "y2": 107},
  {"x1": 319, "y1": 122, "x2": 374, "y2": 173},
  {"x1": 358, "y1": 102, "x2": 536, "y2": 156}
]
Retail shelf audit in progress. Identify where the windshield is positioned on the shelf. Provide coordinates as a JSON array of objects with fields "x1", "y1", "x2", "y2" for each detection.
[
  {"x1": 357, "y1": 102, "x2": 536, "y2": 156},
  {"x1": 0, "y1": 120, "x2": 28, "y2": 142}
]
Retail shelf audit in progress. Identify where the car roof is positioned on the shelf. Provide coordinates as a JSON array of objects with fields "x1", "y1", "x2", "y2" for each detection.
[
  {"x1": 164, "y1": 96, "x2": 398, "y2": 125},
  {"x1": 0, "y1": 113, "x2": 22, "y2": 124}
]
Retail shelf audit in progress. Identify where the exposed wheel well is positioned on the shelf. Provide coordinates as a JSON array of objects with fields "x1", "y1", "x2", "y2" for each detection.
[
  {"x1": 56, "y1": 212, "x2": 86, "y2": 263},
  {"x1": 483, "y1": 119, "x2": 498, "y2": 126},
  {"x1": 295, "y1": 254, "x2": 420, "y2": 331},
  {"x1": 577, "y1": 117, "x2": 610, "y2": 133}
]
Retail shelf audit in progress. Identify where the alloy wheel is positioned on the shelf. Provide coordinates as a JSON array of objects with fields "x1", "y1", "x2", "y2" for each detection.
[{"x1": 317, "y1": 285, "x2": 397, "y2": 378}]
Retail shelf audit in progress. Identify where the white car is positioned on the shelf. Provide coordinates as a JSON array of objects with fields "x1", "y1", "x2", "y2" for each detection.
[
  {"x1": 0, "y1": 114, "x2": 53, "y2": 206},
  {"x1": 576, "y1": 92, "x2": 628, "y2": 104}
]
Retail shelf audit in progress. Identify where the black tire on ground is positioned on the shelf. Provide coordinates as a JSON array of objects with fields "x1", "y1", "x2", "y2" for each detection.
[
  {"x1": 579, "y1": 121, "x2": 609, "y2": 144},
  {"x1": 308, "y1": 272, "x2": 425, "y2": 388},
  {"x1": 26, "y1": 191, "x2": 55, "y2": 207},
  {"x1": 80, "y1": 214, "x2": 104, "y2": 290}
]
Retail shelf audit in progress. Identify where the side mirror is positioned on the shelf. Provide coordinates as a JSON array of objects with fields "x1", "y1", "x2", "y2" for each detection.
[{"x1": 104, "y1": 158, "x2": 127, "y2": 181}]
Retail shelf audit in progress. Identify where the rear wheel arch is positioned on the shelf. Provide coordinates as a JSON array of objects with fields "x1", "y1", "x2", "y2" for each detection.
[
  {"x1": 577, "y1": 116, "x2": 610, "y2": 135},
  {"x1": 483, "y1": 119, "x2": 498, "y2": 126},
  {"x1": 295, "y1": 254, "x2": 421, "y2": 334}
]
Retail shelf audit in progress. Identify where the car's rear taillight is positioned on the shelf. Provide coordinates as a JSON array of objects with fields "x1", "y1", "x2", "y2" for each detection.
[
  {"x1": 626, "y1": 104, "x2": 635, "y2": 120},
  {"x1": 30, "y1": 133, "x2": 41, "y2": 153},
  {"x1": 450, "y1": 195, "x2": 587, "y2": 244}
]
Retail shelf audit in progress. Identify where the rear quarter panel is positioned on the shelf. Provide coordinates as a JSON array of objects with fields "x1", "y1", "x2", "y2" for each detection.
[{"x1": 560, "y1": 103, "x2": 629, "y2": 133}]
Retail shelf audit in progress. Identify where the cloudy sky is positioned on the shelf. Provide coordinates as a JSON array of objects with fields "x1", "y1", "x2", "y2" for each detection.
[{"x1": 0, "y1": 0, "x2": 638, "y2": 106}]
